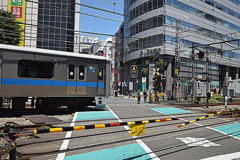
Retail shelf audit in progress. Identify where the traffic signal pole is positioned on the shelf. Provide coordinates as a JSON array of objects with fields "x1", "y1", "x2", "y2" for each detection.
[
  {"x1": 191, "y1": 44, "x2": 195, "y2": 103},
  {"x1": 206, "y1": 48, "x2": 210, "y2": 108},
  {"x1": 173, "y1": 20, "x2": 182, "y2": 101}
]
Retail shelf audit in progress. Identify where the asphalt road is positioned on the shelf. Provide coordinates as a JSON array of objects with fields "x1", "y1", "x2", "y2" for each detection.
[{"x1": 17, "y1": 97, "x2": 240, "y2": 160}]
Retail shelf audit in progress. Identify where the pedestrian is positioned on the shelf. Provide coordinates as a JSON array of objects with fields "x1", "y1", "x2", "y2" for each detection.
[
  {"x1": 115, "y1": 90, "x2": 118, "y2": 97},
  {"x1": 137, "y1": 90, "x2": 141, "y2": 104},
  {"x1": 128, "y1": 90, "x2": 131, "y2": 98},
  {"x1": 143, "y1": 90, "x2": 147, "y2": 103}
]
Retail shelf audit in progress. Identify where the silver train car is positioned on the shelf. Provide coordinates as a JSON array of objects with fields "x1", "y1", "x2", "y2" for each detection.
[{"x1": 0, "y1": 44, "x2": 111, "y2": 111}]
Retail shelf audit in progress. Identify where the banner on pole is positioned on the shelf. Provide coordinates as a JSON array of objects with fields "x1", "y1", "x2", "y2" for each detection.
[{"x1": 8, "y1": 0, "x2": 26, "y2": 46}]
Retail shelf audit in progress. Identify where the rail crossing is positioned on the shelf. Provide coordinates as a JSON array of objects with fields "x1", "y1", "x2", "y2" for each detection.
[{"x1": 1, "y1": 99, "x2": 240, "y2": 160}]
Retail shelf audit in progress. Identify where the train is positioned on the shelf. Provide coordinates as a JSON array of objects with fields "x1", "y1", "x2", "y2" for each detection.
[{"x1": 0, "y1": 44, "x2": 111, "y2": 112}]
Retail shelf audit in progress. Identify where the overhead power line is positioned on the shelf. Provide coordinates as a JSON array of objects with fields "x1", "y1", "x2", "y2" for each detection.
[
  {"x1": 79, "y1": 3, "x2": 123, "y2": 16},
  {"x1": 101, "y1": 0, "x2": 124, "y2": 7},
  {"x1": 80, "y1": 12, "x2": 122, "y2": 23}
]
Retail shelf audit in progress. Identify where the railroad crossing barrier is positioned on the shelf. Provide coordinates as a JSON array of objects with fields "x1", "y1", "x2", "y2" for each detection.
[
  {"x1": 0, "y1": 141, "x2": 17, "y2": 160},
  {"x1": 31, "y1": 118, "x2": 179, "y2": 134},
  {"x1": 0, "y1": 117, "x2": 179, "y2": 159},
  {"x1": 177, "y1": 108, "x2": 240, "y2": 128}
]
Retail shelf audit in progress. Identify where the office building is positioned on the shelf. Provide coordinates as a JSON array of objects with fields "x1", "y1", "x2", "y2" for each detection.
[{"x1": 123, "y1": 0, "x2": 240, "y2": 99}]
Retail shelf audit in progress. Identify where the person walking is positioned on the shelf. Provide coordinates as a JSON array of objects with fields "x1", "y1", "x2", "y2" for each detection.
[
  {"x1": 137, "y1": 90, "x2": 141, "y2": 104},
  {"x1": 128, "y1": 90, "x2": 131, "y2": 98},
  {"x1": 143, "y1": 90, "x2": 147, "y2": 103}
]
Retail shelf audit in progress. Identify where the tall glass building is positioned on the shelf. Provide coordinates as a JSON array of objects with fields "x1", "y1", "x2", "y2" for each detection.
[
  {"x1": 37, "y1": 0, "x2": 75, "y2": 52},
  {"x1": 123, "y1": 0, "x2": 240, "y2": 99},
  {"x1": 1, "y1": 0, "x2": 80, "y2": 52}
]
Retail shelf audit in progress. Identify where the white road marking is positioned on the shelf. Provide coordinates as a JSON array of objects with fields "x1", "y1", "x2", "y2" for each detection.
[
  {"x1": 107, "y1": 105, "x2": 160, "y2": 160},
  {"x1": 176, "y1": 137, "x2": 221, "y2": 147},
  {"x1": 55, "y1": 112, "x2": 78, "y2": 160},
  {"x1": 200, "y1": 151, "x2": 240, "y2": 160},
  {"x1": 211, "y1": 128, "x2": 240, "y2": 141}
]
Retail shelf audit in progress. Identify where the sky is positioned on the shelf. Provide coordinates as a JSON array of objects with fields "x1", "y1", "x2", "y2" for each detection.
[{"x1": 80, "y1": 0, "x2": 124, "y2": 41}]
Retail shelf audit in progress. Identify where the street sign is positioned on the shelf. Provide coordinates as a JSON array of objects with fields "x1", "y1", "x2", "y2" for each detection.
[
  {"x1": 130, "y1": 65, "x2": 138, "y2": 78},
  {"x1": 175, "y1": 69, "x2": 179, "y2": 74}
]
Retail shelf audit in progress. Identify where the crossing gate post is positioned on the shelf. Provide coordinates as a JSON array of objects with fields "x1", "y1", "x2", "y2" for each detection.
[{"x1": 10, "y1": 146, "x2": 17, "y2": 160}]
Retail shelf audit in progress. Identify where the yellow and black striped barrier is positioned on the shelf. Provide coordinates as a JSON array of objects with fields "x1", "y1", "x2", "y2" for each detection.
[
  {"x1": 0, "y1": 142, "x2": 16, "y2": 158},
  {"x1": 222, "y1": 108, "x2": 240, "y2": 113},
  {"x1": 177, "y1": 108, "x2": 240, "y2": 128},
  {"x1": 32, "y1": 118, "x2": 179, "y2": 134}
]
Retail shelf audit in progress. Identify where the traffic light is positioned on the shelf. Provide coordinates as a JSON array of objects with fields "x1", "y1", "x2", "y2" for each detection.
[
  {"x1": 190, "y1": 50, "x2": 195, "y2": 60},
  {"x1": 198, "y1": 51, "x2": 204, "y2": 60},
  {"x1": 153, "y1": 84, "x2": 156, "y2": 91}
]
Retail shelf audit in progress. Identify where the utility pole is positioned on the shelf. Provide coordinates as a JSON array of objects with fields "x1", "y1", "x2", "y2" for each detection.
[
  {"x1": 206, "y1": 47, "x2": 210, "y2": 108},
  {"x1": 173, "y1": 20, "x2": 182, "y2": 101},
  {"x1": 191, "y1": 44, "x2": 195, "y2": 103}
]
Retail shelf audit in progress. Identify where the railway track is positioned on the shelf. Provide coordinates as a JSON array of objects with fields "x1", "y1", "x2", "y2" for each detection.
[
  {"x1": 182, "y1": 102, "x2": 240, "y2": 107},
  {"x1": 0, "y1": 108, "x2": 74, "y2": 117}
]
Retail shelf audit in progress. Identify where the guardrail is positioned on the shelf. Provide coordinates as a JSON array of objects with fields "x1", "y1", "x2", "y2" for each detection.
[{"x1": 177, "y1": 108, "x2": 240, "y2": 127}]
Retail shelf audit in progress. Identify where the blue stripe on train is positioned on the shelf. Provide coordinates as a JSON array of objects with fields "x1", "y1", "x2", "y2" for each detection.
[
  {"x1": 2, "y1": 78, "x2": 104, "y2": 87},
  {"x1": 98, "y1": 82, "x2": 104, "y2": 87}
]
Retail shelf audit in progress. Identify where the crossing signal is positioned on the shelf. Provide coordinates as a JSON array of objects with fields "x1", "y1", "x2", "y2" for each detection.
[{"x1": 198, "y1": 51, "x2": 204, "y2": 60}]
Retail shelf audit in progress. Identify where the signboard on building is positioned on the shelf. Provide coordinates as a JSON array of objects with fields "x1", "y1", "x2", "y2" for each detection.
[
  {"x1": 112, "y1": 36, "x2": 116, "y2": 47},
  {"x1": 80, "y1": 36, "x2": 98, "y2": 43},
  {"x1": 130, "y1": 65, "x2": 138, "y2": 78},
  {"x1": 142, "y1": 77, "x2": 147, "y2": 91},
  {"x1": 140, "y1": 48, "x2": 161, "y2": 58},
  {"x1": 8, "y1": 0, "x2": 26, "y2": 46}
]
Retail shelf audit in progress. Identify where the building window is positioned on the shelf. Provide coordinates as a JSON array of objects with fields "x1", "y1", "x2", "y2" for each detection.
[{"x1": 18, "y1": 60, "x2": 54, "y2": 78}]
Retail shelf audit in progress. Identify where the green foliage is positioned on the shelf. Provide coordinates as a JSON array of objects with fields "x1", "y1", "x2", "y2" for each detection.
[
  {"x1": 141, "y1": 58, "x2": 166, "y2": 92},
  {"x1": 0, "y1": 9, "x2": 23, "y2": 45},
  {"x1": 131, "y1": 91, "x2": 137, "y2": 97},
  {"x1": 141, "y1": 67, "x2": 148, "y2": 77},
  {"x1": 209, "y1": 94, "x2": 223, "y2": 103},
  {"x1": 141, "y1": 58, "x2": 166, "y2": 77},
  {"x1": 155, "y1": 59, "x2": 166, "y2": 73},
  {"x1": 211, "y1": 94, "x2": 223, "y2": 99},
  {"x1": 41, "y1": 125, "x2": 51, "y2": 129}
]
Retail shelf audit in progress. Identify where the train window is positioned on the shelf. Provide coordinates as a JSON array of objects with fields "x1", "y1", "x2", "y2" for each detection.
[
  {"x1": 18, "y1": 60, "x2": 54, "y2": 78},
  {"x1": 98, "y1": 68, "x2": 103, "y2": 80},
  {"x1": 68, "y1": 64, "x2": 75, "y2": 79},
  {"x1": 79, "y1": 65, "x2": 85, "y2": 80}
]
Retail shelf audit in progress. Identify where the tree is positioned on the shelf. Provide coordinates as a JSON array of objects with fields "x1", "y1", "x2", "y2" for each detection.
[
  {"x1": 141, "y1": 58, "x2": 167, "y2": 92},
  {"x1": 141, "y1": 59, "x2": 166, "y2": 77},
  {"x1": 141, "y1": 60, "x2": 150, "y2": 77},
  {"x1": 0, "y1": 9, "x2": 23, "y2": 45}
]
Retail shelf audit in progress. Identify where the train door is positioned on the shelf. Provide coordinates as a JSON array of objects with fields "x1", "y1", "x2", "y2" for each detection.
[
  {"x1": 98, "y1": 66, "x2": 105, "y2": 94},
  {"x1": 67, "y1": 62, "x2": 86, "y2": 95},
  {"x1": 86, "y1": 64, "x2": 98, "y2": 95}
]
